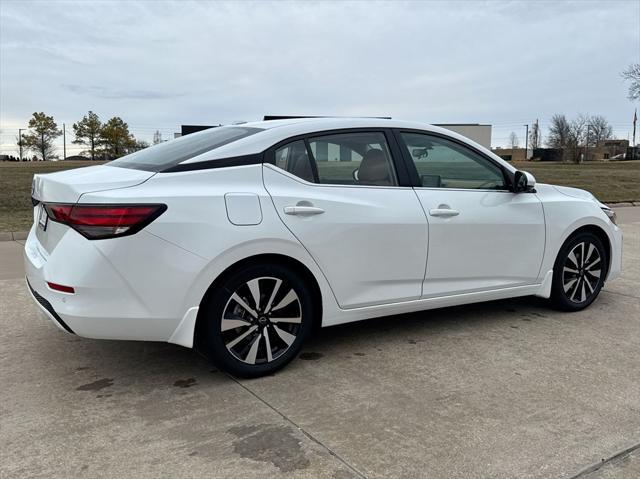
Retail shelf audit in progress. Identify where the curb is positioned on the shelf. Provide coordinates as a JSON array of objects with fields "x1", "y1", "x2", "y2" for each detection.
[
  {"x1": 0, "y1": 231, "x2": 29, "y2": 242},
  {"x1": 607, "y1": 202, "x2": 640, "y2": 207}
]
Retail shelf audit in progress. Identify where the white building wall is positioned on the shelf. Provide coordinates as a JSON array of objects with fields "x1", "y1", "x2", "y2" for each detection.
[{"x1": 435, "y1": 124, "x2": 492, "y2": 149}]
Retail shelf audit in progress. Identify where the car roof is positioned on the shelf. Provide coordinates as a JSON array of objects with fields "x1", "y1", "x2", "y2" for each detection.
[{"x1": 179, "y1": 117, "x2": 515, "y2": 173}]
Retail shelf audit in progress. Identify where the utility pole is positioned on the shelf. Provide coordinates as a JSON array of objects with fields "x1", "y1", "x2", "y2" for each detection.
[
  {"x1": 63, "y1": 123, "x2": 67, "y2": 160},
  {"x1": 524, "y1": 124, "x2": 529, "y2": 160},
  {"x1": 18, "y1": 128, "x2": 25, "y2": 161}
]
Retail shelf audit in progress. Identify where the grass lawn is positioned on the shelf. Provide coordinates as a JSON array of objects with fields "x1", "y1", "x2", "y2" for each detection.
[
  {"x1": 511, "y1": 160, "x2": 640, "y2": 203},
  {"x1": 0, "y1": 159, "x2": 638, "y2": 233},
  {"x1": 0, "y1": 161, "x2": 105, "y2": 232}
]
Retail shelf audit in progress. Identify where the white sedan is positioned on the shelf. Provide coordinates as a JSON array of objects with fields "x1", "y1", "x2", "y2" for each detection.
[{"x1": 25, "y1": 118, "x2": 622, "y2": 377}]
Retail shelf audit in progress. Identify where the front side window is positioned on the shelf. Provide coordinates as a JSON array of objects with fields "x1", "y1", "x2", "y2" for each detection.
[
  {"x1": 307, "y1": 132, "x2": 397, "y2": 186},
  {"x1": 400, "y1": 132, "x2": 507, "y2": 190}
]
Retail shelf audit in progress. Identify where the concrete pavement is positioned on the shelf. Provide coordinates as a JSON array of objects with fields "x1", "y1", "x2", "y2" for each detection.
[{"x1": 1, "y1": 208, "x2": 639, "y2": 478}]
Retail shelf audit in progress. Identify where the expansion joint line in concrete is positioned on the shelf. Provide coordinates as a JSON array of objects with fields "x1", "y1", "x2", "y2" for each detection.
[
  {"x1": 568, "y1": 441, "x2": 640, "y2": 478},
  {"x1": 228, "y1": 375, "x2": 368, "y2": 479}
]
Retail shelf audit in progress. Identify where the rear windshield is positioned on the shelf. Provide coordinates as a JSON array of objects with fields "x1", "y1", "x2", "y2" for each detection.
[{"x1": 108, "y1": 126, "x2": 263, "y2": 172}]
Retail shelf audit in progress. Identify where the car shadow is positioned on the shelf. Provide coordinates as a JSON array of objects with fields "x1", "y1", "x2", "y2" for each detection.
[{"x1": 44, "y1": 295, "x2": 552, "y2": 380}]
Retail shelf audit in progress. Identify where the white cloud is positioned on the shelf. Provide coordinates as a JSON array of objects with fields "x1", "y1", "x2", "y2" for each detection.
[{"x1": 1, "y1": 0, "x2": 638, "y2": 153}]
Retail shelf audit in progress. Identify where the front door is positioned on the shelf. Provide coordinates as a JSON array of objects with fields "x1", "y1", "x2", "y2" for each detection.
[{"x1": 397, "y1": 131, "x2": 545, "y2": 298}]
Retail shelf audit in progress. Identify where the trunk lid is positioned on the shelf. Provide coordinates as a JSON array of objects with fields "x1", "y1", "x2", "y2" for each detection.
[
  {"x1": 32, "y1": 164, "x2": 154, "y2": 204},
  {"x1": 31, "y1": 165, "x2": 155, "y2": 253}
]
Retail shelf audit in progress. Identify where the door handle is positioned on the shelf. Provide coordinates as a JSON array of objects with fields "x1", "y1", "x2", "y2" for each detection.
[
  {"x1": 284, "y1": 206, "x2": 325, "y2": 216},
  {"x1": 429, "y1": 208, "x2": 460, "y2": 217}
]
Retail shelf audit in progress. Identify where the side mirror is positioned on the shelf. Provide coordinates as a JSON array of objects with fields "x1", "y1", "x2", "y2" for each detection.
[{"x1": 513, "y1": 170, "x2": 536, "y2": 192}]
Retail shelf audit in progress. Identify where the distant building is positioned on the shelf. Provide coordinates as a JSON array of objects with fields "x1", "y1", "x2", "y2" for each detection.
[
  {"x1": 435, "y1": 124, "x2": 492, "y2": 149},
  {"x1": 494, "y1": 140, "x2": 632, "y2": 162},
  {"x1": 491, "y1": 147, "x2": 527, "y2": 162},
  {"x1": 181, "y1": 125, "x2": 217, "y2": 136},
  {"x1": 593, "y1": 139, "x2": 628, "y2": 160}
]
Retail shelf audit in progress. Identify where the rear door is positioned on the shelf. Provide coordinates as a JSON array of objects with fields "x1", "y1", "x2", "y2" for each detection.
[
  {"x1": 263, "y1": 130, "x2": 428, "y2": 309},
  {"x1": 396, "y1": 130, "x2": 545, "y2": 297}
]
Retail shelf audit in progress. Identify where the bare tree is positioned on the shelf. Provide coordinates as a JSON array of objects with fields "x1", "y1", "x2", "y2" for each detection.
[
  {"x1": 566, "y1": 114, "x2": 590, "y2": 163},
  {"x1": 546, "y1": 114, "x2": 571, "y2": 149},
  {"x1": 153, "y1": 130, "x2": 163, "y2": 145},
  {"x1": 622, "y1": 63, "x2": 640, "y2": 101},
  {"x1": 529, "y1": 119, "x2": 541, "y2": 149},
  {"x1": 588, "y1": 115, "x2": 614, "y2": 146},
  {"x1": 509, "y1": 132, "x2": 519, "y2": 148}
]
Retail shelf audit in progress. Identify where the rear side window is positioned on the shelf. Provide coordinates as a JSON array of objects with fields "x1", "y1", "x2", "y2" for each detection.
[
  {"x1": 307, "y1": 132, "x2": 398, "y2": 186},
  {"x1": 108, "y1": 126, "x2": 263, "y2": 172},
  {"x1": 274, "y1": 140, "x2": 316, "y2": 182}
]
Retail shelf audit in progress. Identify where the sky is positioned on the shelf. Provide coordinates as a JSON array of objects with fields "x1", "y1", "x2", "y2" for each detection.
[{"x1": 1, "y1": 0, "x2": 639, "y2": 156}]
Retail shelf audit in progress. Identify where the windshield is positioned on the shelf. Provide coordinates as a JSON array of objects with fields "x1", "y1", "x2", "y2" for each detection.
[{"x1": 108, "y1": 126, "x2": 263, "y2": 172}]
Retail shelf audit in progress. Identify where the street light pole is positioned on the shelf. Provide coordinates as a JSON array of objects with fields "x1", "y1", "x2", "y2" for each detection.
[
  {"x1": 524, "y1": 124, "x2": 529, "y2": 160},
  {"x1": 18, "y1": 128, "x2": 25, "y2": 161},
  {"x1": 63, "y1": 123, "x2": 66, "y2": 160}
]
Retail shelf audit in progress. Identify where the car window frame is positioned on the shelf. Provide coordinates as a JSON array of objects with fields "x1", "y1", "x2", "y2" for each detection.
[
  {"x1": 264, "y1": 128, "x2": 413, "y2": 188},
  {"x1": 273, "y1": 139, "x2": 319, "y2": 183},
  {"x1": 392, "y1": 129, "x2": 514, "y2": 192}
]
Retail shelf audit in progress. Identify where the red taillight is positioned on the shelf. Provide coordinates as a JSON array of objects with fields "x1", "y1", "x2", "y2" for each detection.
[
  {"x1": 44, "y1": 203, "x2": 167, "y2": 239},
  {"x1": 47, "y1": 282, "x2": 75, "y2": 294}
]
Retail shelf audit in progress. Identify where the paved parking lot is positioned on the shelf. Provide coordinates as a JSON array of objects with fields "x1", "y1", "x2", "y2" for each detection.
[{"x1": 1, "y1": 207, "x2": 639, "y2": 479}]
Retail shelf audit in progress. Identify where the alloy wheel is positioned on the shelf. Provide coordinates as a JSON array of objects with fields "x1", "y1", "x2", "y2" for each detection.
[
  {"x1": 562, "y1": 241, "x2": 602, "y2": 304},
  {"x1": 221, "y1": 276, "x2": 302, "y2": 365}
]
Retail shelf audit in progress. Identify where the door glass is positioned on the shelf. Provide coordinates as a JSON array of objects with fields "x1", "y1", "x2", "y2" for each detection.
[
  {"x1": 307, "y1": 132, "x2": 398, "y2": 186},
  {"x1": 274, "y1": 140, "x2": 315, "y2": 182},
  {"x1": 401, "y1": 132, "x2": 507, "y2": 190}
]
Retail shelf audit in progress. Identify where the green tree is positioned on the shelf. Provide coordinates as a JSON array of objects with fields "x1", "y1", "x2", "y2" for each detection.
[
  {"x1": 100, "y1": 117, "x2": 136, "y2": 159},
  {"x1": 22, "y1": 112, "x2": 61, "y2": 161},
  {"x1": 72, "y1": 111, "x2": 102, "y2": 160},
  {"x1": 132, "y1": 139, "x2": 150, "y2": 152}
]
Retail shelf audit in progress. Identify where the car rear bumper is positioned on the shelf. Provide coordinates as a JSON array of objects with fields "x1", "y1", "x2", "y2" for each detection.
[
  {"x1": 23, "y1": 225, "x2": 205, "y2": 343},
  {"x1": 25, "y1": 277, "x2": 75, "y2": 334}
]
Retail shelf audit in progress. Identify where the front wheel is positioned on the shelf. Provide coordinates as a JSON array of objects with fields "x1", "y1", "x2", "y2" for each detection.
[
  {"x1": 550, "y1": 232, "x2": 607, "y2": 311},
  {"x1": 198, "y1": 263, "x2": 314, "y2": 378}
]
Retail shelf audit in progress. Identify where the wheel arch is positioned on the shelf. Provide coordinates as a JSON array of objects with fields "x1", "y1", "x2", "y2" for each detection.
[
  {"x1": 193, "y1": 253, "x2": 323, "y2": 352},
  {"x1": 560, "y1": 224, "x2": 612, "y2": 278}
]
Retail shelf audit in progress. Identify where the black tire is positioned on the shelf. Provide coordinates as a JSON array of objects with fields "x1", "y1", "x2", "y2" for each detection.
[
  {"x1": 198, "y1": 263, "x2": 314, "y2": 378},
  {"x1": 550, "y1": 231, "x2": 607, "y2": 311}
]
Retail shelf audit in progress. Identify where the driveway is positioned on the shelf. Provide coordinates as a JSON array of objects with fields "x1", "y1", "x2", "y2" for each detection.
[{"x1": 1, "y1": 207, "x2": 639, "y2": 478}]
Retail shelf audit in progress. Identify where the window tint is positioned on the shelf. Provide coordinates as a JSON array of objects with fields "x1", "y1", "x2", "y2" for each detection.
[
  {"x1": 307, "y1": 132, "x2": 397, "y2": 186},
  {"x1": 401, "y1": 132, "x2": 507, "y2": 190},
  {"x1": 274, "y1": 140, "x2": 315, "y2": 182},
  {"x1": 108, "y1": 126, "x2": 263, "y2": 172}
]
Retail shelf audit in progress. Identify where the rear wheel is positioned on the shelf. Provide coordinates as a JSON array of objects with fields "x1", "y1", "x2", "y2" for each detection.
[
  {"x1": 199, "y1": 263, "x2": 314, "y2": 377},
  {"x1": 550, "y1": 232, "x2": 607, "y2": 311}
]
